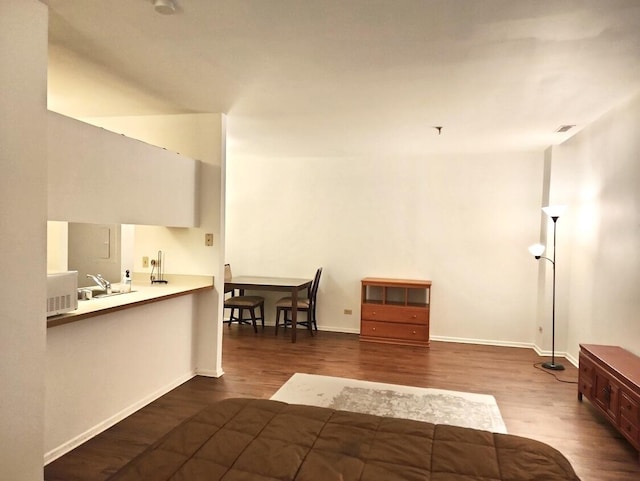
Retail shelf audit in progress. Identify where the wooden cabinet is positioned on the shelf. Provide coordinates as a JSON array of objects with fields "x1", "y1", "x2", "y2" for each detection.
[
  {"x1": 578, "y1": 344, "x2": 640, "y2": 455},
  {"x1": 359, "y1": 277, "x2": 431, "y2": 347}
]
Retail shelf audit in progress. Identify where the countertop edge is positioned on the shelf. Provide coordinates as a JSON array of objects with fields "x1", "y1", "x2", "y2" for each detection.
[{"x1": 47, "y1": 274, "x2": 214, "y2": 329}]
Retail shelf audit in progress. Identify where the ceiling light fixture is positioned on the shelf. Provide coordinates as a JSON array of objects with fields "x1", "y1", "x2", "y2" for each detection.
[{"x1": 154, "y1": 0, "x2": 176, "y2": 15}]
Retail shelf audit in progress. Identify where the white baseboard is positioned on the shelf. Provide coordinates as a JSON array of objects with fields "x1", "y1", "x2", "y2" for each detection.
[
  {"x1": 532, "y1": 344, "x2": 577, "y2": 366},
  {"x1": 317, "y1": 325, "x2": 361, "y2": 334},
  {"x1": 318, "y1": 327, "x2": 579, "y2": 367},
  {"x1": 564, "y1": 352, "x2": 579, "y2": 367},
  {"x1": 44, "y1": 371, "x2": 196, "y2": 465},
  {"x1": 196, "y1": 367, "x2": 224, "y2": 377},
  {"x1": 430, "y1": 335, "x2": 534, "y2": 350},
  {"x1": 435, "y1": 336, "x2": 578, "y2": 367}
]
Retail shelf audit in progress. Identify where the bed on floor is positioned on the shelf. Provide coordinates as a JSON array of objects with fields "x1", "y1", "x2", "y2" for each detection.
[{"x1": 108, "y1": 397, "x2": 580, "y2": 481}]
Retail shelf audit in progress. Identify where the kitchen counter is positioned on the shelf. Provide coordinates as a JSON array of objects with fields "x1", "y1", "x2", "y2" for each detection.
[{"x1": 47, "y1": 273, "x2": 214, "y2": 328}]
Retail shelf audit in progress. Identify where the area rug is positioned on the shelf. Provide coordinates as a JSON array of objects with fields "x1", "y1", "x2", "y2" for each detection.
[{"x1": 270, "y1": 373, "x2": 507, "y2": 433}]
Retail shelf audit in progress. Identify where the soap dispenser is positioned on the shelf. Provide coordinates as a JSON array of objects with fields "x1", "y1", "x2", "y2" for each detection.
[{"x1": 122, "y1": 270, "x2": 132, "y2": 293}]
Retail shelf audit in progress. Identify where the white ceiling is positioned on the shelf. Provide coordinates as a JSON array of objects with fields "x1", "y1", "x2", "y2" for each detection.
[{"x1": 45, "y1": 0, "x2": 640, "y2": 157}]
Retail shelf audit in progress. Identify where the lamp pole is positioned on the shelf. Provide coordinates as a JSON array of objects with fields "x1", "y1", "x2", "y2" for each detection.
[
  {"x1": 542, "y1": 215, "x2": 564, "y2": 370},
  {"x1": 530, "y1": 205, "x2": 566, "y2": 371}
]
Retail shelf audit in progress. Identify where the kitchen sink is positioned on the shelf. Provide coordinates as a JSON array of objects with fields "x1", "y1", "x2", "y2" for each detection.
[
  {"x1": 92, "y1": 290, "x2": 136, "y2": 299},
  {"x1": 78, "y1": 287, "x2": 137, "y2": 300}
]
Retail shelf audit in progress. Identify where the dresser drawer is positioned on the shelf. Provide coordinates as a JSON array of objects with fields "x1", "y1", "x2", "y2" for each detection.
[
  {"x1": 578, "y1": 353, "x2": 594, "y2": 382},
  {"x1": 620, "y1": 415, "x2": 639, "y2": 446},
  {"x1": 620, "y1": 390, "x2": 640, "y2": 449},
  {"x1": 578, "y1": 354, "x2": 595, "y2": 399},
  {"x1": 579, "y1": 379, "x2": 593, "y2": 399},
  {"x1": 361, "y1": 304, "x2": 427, "y2": 324},
  {"x1": 620, "y1": 391, "x2": 640, "y2": 426},
  {"x1": 360, "y1": 320, "x2": 429, "y2": 341}
]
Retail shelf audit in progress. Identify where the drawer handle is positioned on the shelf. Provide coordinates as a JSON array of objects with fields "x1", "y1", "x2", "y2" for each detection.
[
  {"x1": 412, "y1": 315, "x2": 417, "y2": 319},
  {"x1": 372, "y1": 311, "x2": 377, "y2": 316},
  {"x1": 412, "y1": 330, "x2": 416, "y2": 334},
  {"x1": 372, "y1": 327, "x2": 376, "y2": 331}
]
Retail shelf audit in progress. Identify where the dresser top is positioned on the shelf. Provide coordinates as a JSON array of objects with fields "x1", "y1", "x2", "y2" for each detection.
[
  {"x1": 580, "y1": 344, "x2": 640, "y2": 388},
  {"x1": 361, "y1": 277, "x2": 431, "y2": 288}
]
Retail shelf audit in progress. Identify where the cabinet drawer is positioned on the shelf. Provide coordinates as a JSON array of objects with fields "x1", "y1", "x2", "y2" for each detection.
[
  {"x1": 579, "y1": 379, "x2": 593, "y2": 399},
  {"x1": 361, "y1": 304, "x2": 427, "y2": 324},
  {"x1": 360, "y1": 320, "x2": 429, "y2": 341},
  {"x1": 578, "y1": 354, "x2": 594, "y2": 399},
  {"x1": 578, "y1": 354, "x2": 594, "y2": 382},
  {"x1": 620, "y1": 391, "x2": 640, "y2": 426},
  {"x1": 620, "y1": 415, "x2": 639, "y2": 447}
]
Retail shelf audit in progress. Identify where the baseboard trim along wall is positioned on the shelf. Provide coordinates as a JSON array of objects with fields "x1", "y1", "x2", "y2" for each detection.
[
  {"x1": 532, "y1": 343, "x2": 578, "y2": 367},
  {"x1": 318, "y1": 327, "x2": 578, "y2": 367},
  {"x1": 196, "y1": 367, "x2": 225, "y2": 377},
  {"x1": 431, "y1": 335, "x2": 533, "y2": 350},
  {"x1": 44, "y1": 371, "x2": 196, "y2": 465}
]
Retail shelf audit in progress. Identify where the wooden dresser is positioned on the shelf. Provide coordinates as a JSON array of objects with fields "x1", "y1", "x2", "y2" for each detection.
[
  {"x1": 578, "y1": 344, "x2": 640, "y2": 456},
  {"x1": 359, "y1": 277, "x2": 431, "y2": 347}
]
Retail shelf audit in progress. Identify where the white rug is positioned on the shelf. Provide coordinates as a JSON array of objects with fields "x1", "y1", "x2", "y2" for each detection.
[{"x1": 271, "y1": 373, "x2": 507, "y2": 433}]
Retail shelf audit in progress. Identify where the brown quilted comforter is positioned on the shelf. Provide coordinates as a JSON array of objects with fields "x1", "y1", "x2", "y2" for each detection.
[{"x1": 109, "y1": 397, "x2": 581, "y2": 481}]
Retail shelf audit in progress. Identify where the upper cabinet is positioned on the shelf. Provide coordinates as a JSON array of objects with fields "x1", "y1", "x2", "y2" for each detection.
[{"x1": 47, "y1": 112, "x2": 200, "y2": 227}]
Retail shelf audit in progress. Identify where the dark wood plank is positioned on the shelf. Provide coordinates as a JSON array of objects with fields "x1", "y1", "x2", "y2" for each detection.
[{"x1": 44, "y1": 328, "x2": 640, "y2": 481}]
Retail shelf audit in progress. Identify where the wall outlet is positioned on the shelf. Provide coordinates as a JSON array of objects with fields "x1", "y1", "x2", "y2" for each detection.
[
  {"x1": 142, "y1": 256, "x2": 149, "y2": 268},
  {"x1": 205, "y1": 233, "x2": 214, "y2": 246},
  {"x1": 344, "y1": 309, "x2": 352, "y2": 315}
]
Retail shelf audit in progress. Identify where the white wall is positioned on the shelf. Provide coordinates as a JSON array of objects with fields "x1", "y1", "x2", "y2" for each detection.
[
  {"x1": 47, "y1": 112, "x2": 199, "y2": 227},
  {"x1": 67, "y1": 222, "x2": 122, "y2": 285},
  {"x1": 550, "y1": 92, "x2": 640, "y2": 359},
  {"x1": 44, "y1": 113, "x2": 226, "y2": 461},
  {"x1": 80, "y1": 113, "x2": 226, "y2": 375},
  {"x1": 0, "y1": 1, "x2": 48, "y2": 479},
  {"x1": 47, "y1": 221, "x2": 69, "y2": 273},
  {"x1": 530, "y1": 149, "x2": 554, "y2": 356},
  {"x1": 225, "y1": 151, "x2": 544, "y2": 347},
  {"x1": 45, "y1": 297, "x2": 196, "y2": 461}
]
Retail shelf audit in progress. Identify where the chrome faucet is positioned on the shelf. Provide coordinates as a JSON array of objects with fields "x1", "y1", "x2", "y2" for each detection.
[{"x1": 87, "y1": 274, "x2": 112, "y2": 294}]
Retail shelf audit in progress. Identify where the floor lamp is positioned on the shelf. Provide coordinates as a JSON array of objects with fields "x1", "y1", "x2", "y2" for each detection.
[{"x1": 529, "y1": 205, "x2": 566, "y2": 371}]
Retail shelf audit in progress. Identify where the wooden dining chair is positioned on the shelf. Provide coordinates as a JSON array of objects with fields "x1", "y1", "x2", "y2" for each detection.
[
  {"x1": 223, "y1": 264, "x2": 265, "y2": 333},
  {"x1": 274, "y1": 267, "x2": 322, "y2": 335},
  {"x1": 224, "y1": 294, "x2": 265, "y2": 332}
]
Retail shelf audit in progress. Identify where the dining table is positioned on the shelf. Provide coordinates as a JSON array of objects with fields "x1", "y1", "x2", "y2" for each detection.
[{"x1": 224, "y1": 275, "x2": 313, "y2": 343}]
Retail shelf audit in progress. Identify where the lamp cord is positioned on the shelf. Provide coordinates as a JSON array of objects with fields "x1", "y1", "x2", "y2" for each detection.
[{"x1": 533, "y1": 362, "x2": 578, "y2": 384}]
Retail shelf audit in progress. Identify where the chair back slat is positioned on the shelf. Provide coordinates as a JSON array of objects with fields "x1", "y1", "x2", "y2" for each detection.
[
  {"x1": 310, "y1": 267, "x2": 322, "y2": 306},
  {"x1": 274, "y1": 267, "x2": 322, "y2": 334},
  {"x1": 224, "y1": 264, "x2": 232, "y2": 281}
]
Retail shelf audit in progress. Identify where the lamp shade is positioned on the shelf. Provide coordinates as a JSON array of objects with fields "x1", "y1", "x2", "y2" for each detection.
[
  {"x1": 542, "y1": 205, "x2": 567, "y2": 219},
  {"x1": 528, "y1": 244, "x2": 545, "y2": 257}
]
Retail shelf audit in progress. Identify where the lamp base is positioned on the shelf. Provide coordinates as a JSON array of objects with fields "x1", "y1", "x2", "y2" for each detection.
[{"x1": 542, "y1": 361, "x2": 565, "y2": 371}]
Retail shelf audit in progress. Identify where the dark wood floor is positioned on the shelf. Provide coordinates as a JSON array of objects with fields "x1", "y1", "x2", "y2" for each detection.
[{"x1": 45, "y1": 326, "x2": 640, "y2": 481}]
